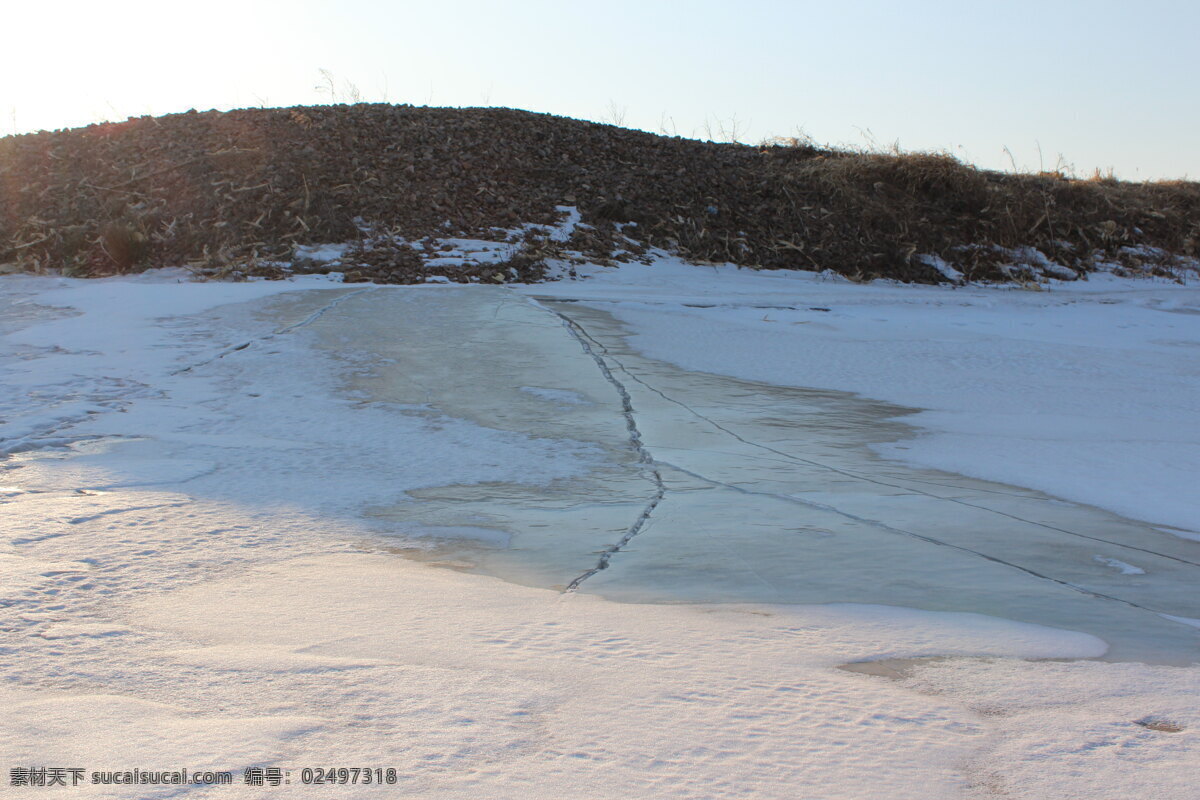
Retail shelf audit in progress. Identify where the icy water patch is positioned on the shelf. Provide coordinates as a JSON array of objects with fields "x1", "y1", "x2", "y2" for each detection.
[{"x1": 315, "y1": 288, "x2": 1198, "y2": 665}]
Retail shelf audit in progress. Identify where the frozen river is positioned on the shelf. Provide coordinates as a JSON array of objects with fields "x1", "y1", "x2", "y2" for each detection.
[
  {"x1": 298, "y1": 287, "x2": 1200, "y2": 665},
  {"x1": 4, "y1": 271, "x2": 1199, "y2": 798}
]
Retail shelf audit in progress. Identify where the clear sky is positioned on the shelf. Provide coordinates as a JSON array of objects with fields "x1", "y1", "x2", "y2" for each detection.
[{"x1": 3, "y1": 0, "x2": 1197, "y2": 180}]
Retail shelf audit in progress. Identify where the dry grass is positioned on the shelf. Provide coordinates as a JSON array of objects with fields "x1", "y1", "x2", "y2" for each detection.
[{"x1": 0, "y1": 104, "x2": 1196, "y2": 283}]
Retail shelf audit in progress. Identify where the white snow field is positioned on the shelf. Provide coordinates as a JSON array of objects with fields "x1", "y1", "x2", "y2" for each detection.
[{"x1": 1, "y1": 262, "x2": 1198, "y2": 798}]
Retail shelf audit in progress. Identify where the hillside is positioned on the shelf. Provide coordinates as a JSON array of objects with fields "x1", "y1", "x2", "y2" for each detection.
[{"x1": 1, "y1": 104, "x2": 1197, "y2": 283}]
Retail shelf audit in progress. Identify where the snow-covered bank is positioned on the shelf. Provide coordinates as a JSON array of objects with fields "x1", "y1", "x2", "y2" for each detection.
[
  {"x1": 524, "y1": 258, "x2": 1200, "y2": 537},
  {"x1": 2, "y1": 269, "x2": 1198, "y2": 798}
]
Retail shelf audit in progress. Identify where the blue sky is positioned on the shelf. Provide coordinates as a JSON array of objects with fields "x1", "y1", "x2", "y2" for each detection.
[{"x1": 4, "y1": 0, "x2": 1197, "y2": 179}]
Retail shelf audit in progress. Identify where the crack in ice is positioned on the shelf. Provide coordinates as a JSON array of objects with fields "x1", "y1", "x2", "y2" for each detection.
[
  {"x1": 537, "y1": 300, "x2": 1199, "y2": 625},
  {"x1": 540, "y1": 304, "x2": 665, "y2": 591},
  {"x1": 173, "y1": 287, "x2": 375, "y2": 375},
  {"x1": 556, "y1": 310, "x2": 1200, "y2": 570},
  {"x1": 654, "y1": 457, "x2": 1188, "y2": 622}
]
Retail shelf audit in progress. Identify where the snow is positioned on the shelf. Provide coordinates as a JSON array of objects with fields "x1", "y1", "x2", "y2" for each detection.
[
  {"x1": 900, "y1": 657, "x2": 1200, "y2": 799},
  {"x1": 293, "y1": 242, "x2": 350, "y2": 263},
  {"x1": 519, "y1": 386, "x2": 591, "y2": 405},
  {"x1": 917, "y1": 253, "x2": 964, "y2": 283},
  {"x1": 290, "y1": 207, "x2": 587, "y2": 279},
  {"x1": 2, "y1": 263, "x2": 1198, "y2": 798},
  {"x1": 547, "y1": 204, "x2": 582, "y2": 242},
  {"x1": 1095, "y1": 555, "x2": 1147, "y2": 575}
]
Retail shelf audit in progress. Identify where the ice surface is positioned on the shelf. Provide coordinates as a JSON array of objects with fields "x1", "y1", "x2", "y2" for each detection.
[
  {"x1": 522, "y1": 257, "x2": 1200, "y2": 535},
  {"x1": 308, "y1": 289, "x2": 1194, "y2": 663},
  {"x1": 3, "y1": 268, "x2": 1199, "y2": 797}
]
